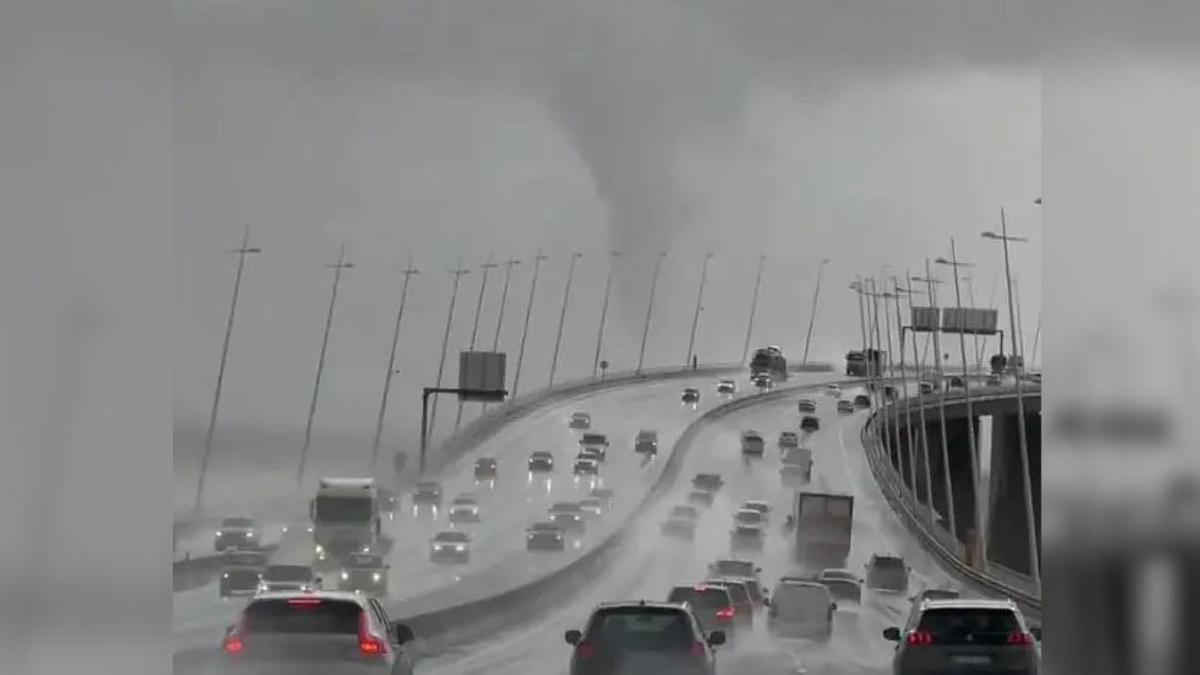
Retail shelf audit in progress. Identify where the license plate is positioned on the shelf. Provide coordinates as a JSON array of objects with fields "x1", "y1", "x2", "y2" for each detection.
[{"x1": 950, "y1": 655, "x2": 992, "y2": 666}]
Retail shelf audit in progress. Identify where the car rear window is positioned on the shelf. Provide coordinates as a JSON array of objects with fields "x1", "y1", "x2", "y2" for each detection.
[
  {"x1": 713, "y1": 560, "x2": 755, "y2": 577},
  {"x1": 667, "y1": 587, "x2": 730, "y2": 611},
  {"x1": 916, "y1": 608, "x2": 1021, "y2": 645},
  {"x1": 222, "y1": 518, "x2": 253, "y2": 528},
  {"x1": 712, "y1": 582, "x2": 749, "y2": 605},
  {"x1": 242, "y1": 599, "x2": 361, "y2": 634},
  {"x1": 586, "y1": 608, "x2": 694, "y2": 651},
  {"x1": 434, "y1": 531, "x2": 469, "y2": 542},
  {"x1": 772, "y1": 584, "x2": 831, "y2": 621},
  {"x1": 263, "y1": 566, "x2": 311, "y2": 582}
]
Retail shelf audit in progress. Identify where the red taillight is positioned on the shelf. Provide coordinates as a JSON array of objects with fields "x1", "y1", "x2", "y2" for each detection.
[
  {"x1": 907, "y1": 630, "x2": 935, "y2": 645},
  {"x1": 1007, "y1": 631, "x2": 1035, "y2": 646},
  {"x1": 288, "y1": 597, "x2": 322, "y2": 606},
  {"x1": 715, "y1": 606, "x2": 735, "y2": 621},
  {"x1": 358, "y1": 610, "x2": 388, "y2": 656},
  {"x1": 690, "y1": 641, "x2": 706, "y2": 658},
  {"x1": 576, "y1": 642, "x2": 596, "y2": 658},
  {"x1": 223, "y1": 635, "x2": 243, "y2": 655}
]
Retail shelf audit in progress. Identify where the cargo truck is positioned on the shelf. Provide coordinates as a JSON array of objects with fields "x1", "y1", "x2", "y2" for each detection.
[{"x1": 793, "y1": 491, "x2": 854, "y2": 570}]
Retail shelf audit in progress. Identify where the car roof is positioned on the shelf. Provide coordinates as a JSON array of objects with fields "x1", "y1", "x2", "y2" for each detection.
[
  {"x1": 529, "y1": 521, "x2": 562, "y2": 529},
  {"x1": 249, "y1": 590, "x2": 365, "y2": 605},
  {"x1": 777, "y1": 580, "x2": 829, "y2": 591},
  {"x1": 596, "y1": 600, "x2": 688, "y2": 611},
  {"x1": 531, "y1": 450, "x2": 553, "y2": 456},
  {"x1": 573, "y1": 411, "x2": 590, "y2": 416},
  {"x1": 919, "y1": 598, "x2": 1018, "y2": 610}
]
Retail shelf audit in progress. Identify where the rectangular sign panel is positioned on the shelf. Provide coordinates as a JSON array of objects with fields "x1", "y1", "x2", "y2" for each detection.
[
  {"x1": 910, "y1": 306, "x2": 940, "y2": 332},
  {"x1": 458, "y1": 351, "x2": 507, "y2": 401},
  {"x1": 941, "y1": 308, "x2": 998, "y2": 334}
]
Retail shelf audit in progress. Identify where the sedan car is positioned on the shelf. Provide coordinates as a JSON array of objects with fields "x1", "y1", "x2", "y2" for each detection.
[
  {"x1": 662, "y1": 504, "x2": 700, "y2": 539},
  {"x1": 579, "y1": 497, "x2": 605, "y2": 517},
  {"x1": 688, "y1": 490, "x2": 716, "y2": 507},
  {"x1": 854, "y1": 393, "x2": 872, "y2": 408},
  {"x1": 717, "y1": 379, "x2": 737, "y2": 395},
  {"x1": 800, "y1": 415, "x2": 821, "y2": 432},
  {"x1": 338, "y1": 552, "x2": 389, "y2": 595},
  {"x1": 778, "y1": 431, "x2": 800, "y2": 449},
  {"x1": 219, "y1": 549, "x2": 268, "y2": 598},
  {"x1": 692, "y1": 473, "x2": 724, "y2": 491},
  {"x1": 816, "y1": 568, "x2": 863, "y2": 604},
  {"x1": 526, "y1": 522, "x2": 567, "y2": 551},
  {"x1": 430, "y1": 531, "x2": 470, "y2": 563},
  {"x1": 412, "y1": 481, "x2": 442, "y2": 506},
  {"x1": 730, "y1": 524, "x2": 766, "y2": 552},
  {"x1": 742, "y1": 500, "x2": 771, "y2": 518},
  {"x1": 474, "y1": 457, "x2": 498, "y2": 481},
  {"x1": 214, "y1": 517, "x2": 259, "y2": 552},
  {"x1": 550, "y1": 511, "x2": 586, "y2": 533},
  {"x1": 837, "y1": 399, "x2": 856, "y2": 414},
  {"x1": 797, "y1": 398, "x2": 818, "y2": 413},
  {"x1": 682, "y1": 387, "x2": 701, "y2": 404},
  {"x1": 768, "y1": 580, "x2": 837, "y2": 642},
  {"x1": 752, "y1": 374, "x2": 774, "y2": 390},
  {"x1": 569, "y1": 412, "x2": 592, "y2": 429},
  {"x1": 448, "y1": 496, "x2": 481, "y2": 524},
  {"x1": 589, "y1": 487, "x2": 615, "y2": 509},
  {"x1": 528, "y1": 451, "x2": 555, "y2": 473},
  {"x1": 579, "y1": 433, "x2": 610, "y2": 461}
]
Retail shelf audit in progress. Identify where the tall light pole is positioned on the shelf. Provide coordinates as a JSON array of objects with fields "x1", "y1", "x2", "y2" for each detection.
[
  {"x1": 937, "y1": 241, "x2": 986, "y2": 570},
  {"x1": 876, "y1": 285, "x2": 899, "y2": 454},
  {"x1": 851, "y1": 278, "x2": 868, "y2": 359},
  {"x1": 962, "y1": 275, "x2": 981, "y2": 371},
  {"x1": 686, "y1": 253, "x2": 714, "y2": 367},
  {"x1": 903, "y1": 270, "x2": 935, "y2": 527},
  {"x1": 370, "y1": 261, "x2": 419, "y2": 473},
  {"x1": 425, "y1": 265, "x2": 471, "y2": 447},
  {"x1": 455, "y1": 257, "x2": 500, "y2": 430},
  {"x1": 893, "y1": 279, "x2": 925, "y2": 501},
  {"x1": 1013, "y1": 276, "x2": 1027, "y2": 365},
  {"x1": 549, "y1": 252, "x2": 583, "y2": 386},
  {"x1": 298, "y1": 244, "x2": 354, "y2": 487},
  {"x1": 592, "y1": 251, "x2": 621, "y2": 379},
  {"x1": 983, "y1": 209, "x2": 1040, "y2": 587},
  {"x1": 637, "y1": 252, "x2": 667, "y2": 374},
  {"x1": 511, "y1": 250, "x2": 548, "y2": 398},
  {"x1": 913, "y1": 265, "x2": 956, "y2": 542},
  {"x1": 801, "y1": 258, "x2": 830, "y2": 366},
  {"x1": 194, "y1": 227, "x2": 260, "y2": 513},
  {"x1": 479, "y1": 257, "x2": 520, "y2": 415},
  {"x1": 742, "y1": 255, "x2": 766, "y2": 363},
  {"x1": 866, "y1": 279, "x2": 889, "y2": 454}
]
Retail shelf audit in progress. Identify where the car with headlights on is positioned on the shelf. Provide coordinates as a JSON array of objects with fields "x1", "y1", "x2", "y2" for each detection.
[
  {"x1": 429, "y1": 530, "x2": 470, "y2": 564},
  {"x1": 526, "y1": 522, "x2": 566, "y2": 550},
  {"x1": 412, "y1": 481, "x2": 442, "y2": 507},
  {"x1": 219, "y1": 549, "x2": 268, "y2": 598},
  {"x1": 579, "y1": 433, "x2": 610, "y2": 461},
  {"x1": 883, "y1": 598, "x2": 1041, "y2": 675},
  {"x1": 797, "y1": 398, "x2": 817, "y2": 413},
  {"x1": 447, "y1": 494, "x2": 481, "y2": 524},
  {"x1": 717, "y1": 379, "x2": 737, "y2": 396},
  {"x1": 214, "y1": 516, "x2": 259, "y2": 552},
  {"x1": 570, "y1": 411, "x2": 592, "y2": 430},
  {"x1": 635, "y1": 429, "x2": 659, "y2": 456},
  {"x1": 574, "y1": 457, "x2": 600, "y2": 477},
  {"x1": 528, "y1": 451, "x2": 555, "y2": 473},
  {"x1": 837, "y1": 399, "x2": 855, "y2": 414},
  {"x1": 682, "y1": 387, "x2": 701, "y2": 404},
  {"x1": 474, "y1": 457, "x2": 498, "y2": 482},
  {"x1": 220, "y1": 590, "x2": 415, "y2": 675},
  {"x1": 338, "y1": 552, "x2": 388, "y2": 595}
]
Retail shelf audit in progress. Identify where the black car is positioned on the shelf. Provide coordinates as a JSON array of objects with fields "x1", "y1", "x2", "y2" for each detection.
[
  {"x1": 412, "y1": 481, "x2": 442, "y2": 505},
  {"x1": 219, "y1": 549, "x2": 268, "y2": 597},
  {"x1": 528, "y1": 451, "x2": 555, "y2": 473},
  {"x1": 682, "y1": 388, "x2": 701, "y2": 404},
  {"x1": 566, "y1": 601, "x2": 723, "y2": 675},
  {"x1": 666, "y1": 584, "x2": 740, "y2": 636},
  {"x1": 527, "y1": 522, "x2": 566, "y2": 550},
  {"x1": 635, "y1": 430, "x2": 658, "y2": 456},
  {"x1": 474, "y1": 457, "x2": 498, "y2": 481},
  {"x1": 692, "y1": 473, "x2": 724, "y2": 491},
  {"x1": 338, "y1": 552, "x2": 388, "y2": 595},
  {"x1": 854, "y1": 394, "x2": 872, "y2": 408},
  {"x1": 800, "y1": 415, "x2": 820, "y2": 432},
  {"x1": 797, "y1": 398, "x2": 818, "y2": 413}
]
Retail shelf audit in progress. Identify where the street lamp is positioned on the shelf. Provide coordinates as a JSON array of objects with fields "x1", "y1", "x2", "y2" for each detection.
[
  {"x1": 936, "y1": 243, "x2": 986, "y2": 571},
  {"x1": 982, "y1": 208, "x2": 1039, "y2": 588},
  {"x1": 686, "y1": 253, "x2": 714, "y2": 368},
  {"x1": 801, "y1": 259, "x2": 831, "y2": 367},
  {"x1": 371, "y1": 262, "x2": 420, "y2": 472}
]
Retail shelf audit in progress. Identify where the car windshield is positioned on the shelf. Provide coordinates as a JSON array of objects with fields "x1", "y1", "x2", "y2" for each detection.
[
  {"x1": 417, "y1": 483, "x2": 439, "y2": 492},
  {"x1": 582, "y1": 434, "x2": 606, "y2": 444},
  {"x1": 221, "y1": 518, "x2": 253, "y2": 528},
  {"x1": 530, "y1": 523, "x2": 559, "y2": 532},
  {"x1": 345, "y1": 554, "x2": 383, "y2": 566},
  {"x1": 263, "y1": 566, "x2": 311, "y2": 582},
  {"x1": 581, "y1": 499, "x2": 602, "y2": 508},
  {"x1": 242, "y1": 599, "x2": 360, "y2": 634},
  {"x1": 531, "y1": 453, "x2": 552, "y2": 460},
  {"x1": 713, "y1": 560, "x2": 755, "y2": 576},
  {"x1": 919, "y1": 589, "x2": 960, "y2": 601},
  {"x1": 476, "y1": 459, "x2": 495, "y2": 467},
  {"x1": 735, "y1": 510, "x2": 763, "y2": 524},
  {"x1": 435, "y1": 531, "x2": 469, "y2": 542},
  {"x1": 586, "y1": 608, "x2": 695, "y2": 651},
  {"x1": 917, "y1": 608, "x2": 1021, "y2": 645},
  {"x1": 772, "y1": 585, "x2": 830, "y2": 621},
  {"x1": 667, "y1": 587, "x2": 730, "y2": 612}
]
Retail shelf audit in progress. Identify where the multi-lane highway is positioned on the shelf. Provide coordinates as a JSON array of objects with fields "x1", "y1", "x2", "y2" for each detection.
[
  {"x1": 410, "y1": 379, "x2": 964, "y2": 675},
  {"x1": 175, "y1": 371, "x2": 839, "y2": 661}
]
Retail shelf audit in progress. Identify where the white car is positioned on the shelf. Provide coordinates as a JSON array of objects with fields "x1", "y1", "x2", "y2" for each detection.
[
  {"x1": 717, "y1": 380, "x2": 737, "y2": 395},
  {"x1": 257, "y1": 564, "x2": 319, "y2": 593},
  {"x1": 221, "y1": 590, "x2": 415, "y2": 674},
  {"x1": 768, "y1": 580, "x2": 837, "y2": 641},
  {"x1": 448, "y1": 495, "x2": 481, "y2": 524},
  {"x1": 837, "y1": 399, "x2": 855, "y2": 413},
  {"x1": 825, "y1": 383, "x2": 841, "y2": 396},
  {"x1": 742, "y1": 500, "x2": 771, "y2": 518}
]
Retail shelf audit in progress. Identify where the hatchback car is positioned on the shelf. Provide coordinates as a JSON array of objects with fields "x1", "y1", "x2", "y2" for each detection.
[
  {"x1": 767, "y1": 580, "x2": 837, "y2": 641},
  {"x1": 666, "y1": 584, "x2": 740, "y2": 636},
  {"x1": 570, "y1": 412, "x2": 592, "y2": 429},
  {"x1": 528, "y1": 451, "x2": 555, "y2": 473},
  {"x1": 681, "y1": 388, "x2": 701, "y2": 404},
  {"x1": 800, "y1": 415, "x2": 821, "y2": 432},
  {"x1": 816, "y1": 568, "x2": 862, "y2": 604},
  {"x1": 854, "y1": 394, "x2": 872, "y2": 408},
  {"x1": 741, "y1": 431, "x2": 765, "y2": 455},
  {"x1": 429, "y1": 531, "x2": 470, "y2": 564},
  {"x1": 526, "y1": 522, "x2": 566, "y2": 551},
  {"x1": 474, "y1": 457, "x2": 498, "y2": 481},
  {"x1": 565, "y1": 601, "x2": 724, "y2": 675},
  {"x1": 797, "y1": 398, "x2": 818, "y2": 413},
  {"x1": 865, "y1": 554, "x2": 910, "y2": 595}
]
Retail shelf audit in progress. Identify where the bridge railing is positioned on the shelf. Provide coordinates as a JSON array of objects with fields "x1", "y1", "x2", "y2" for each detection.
[{"x1": 860, "y1": 389, "x2": 1043, "y2": 613}]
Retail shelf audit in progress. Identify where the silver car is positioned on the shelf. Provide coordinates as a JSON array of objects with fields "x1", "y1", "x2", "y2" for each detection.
[
  {"x1": 883, "y1": 598, "x2": 1040, "y2": 674},
  {"x1": 221, "y1": 590, "x2": 414, "y2": 674}
]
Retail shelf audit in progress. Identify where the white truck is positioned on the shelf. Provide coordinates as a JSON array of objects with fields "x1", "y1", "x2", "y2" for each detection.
[{"x1": 310, "y1": 477, "x2": 382, "y2": 563}]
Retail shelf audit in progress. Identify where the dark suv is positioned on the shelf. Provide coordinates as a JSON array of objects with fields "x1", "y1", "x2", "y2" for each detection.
[
  {"x1": 666, "y1": 584, "x2": 740, "y2": 636},
  {"x1": 884, "y1": 598, "x2": 1040, "y2": 675},
  {"x1": 565, "y1": 601, "x2": 724, "y2": 675}
]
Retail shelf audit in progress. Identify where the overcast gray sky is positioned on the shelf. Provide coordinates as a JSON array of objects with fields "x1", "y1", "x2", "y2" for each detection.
[{"x1": 173, "y1": 0, "x2": 1043, "y2": 445}]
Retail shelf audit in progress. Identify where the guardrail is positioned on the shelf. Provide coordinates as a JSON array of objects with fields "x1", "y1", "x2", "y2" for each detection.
[{"x1": 859, "y1": 392, "x2": 1042, "y2": 613}]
